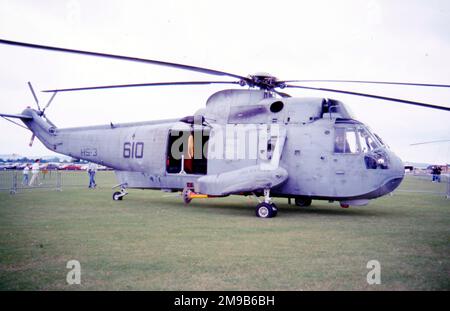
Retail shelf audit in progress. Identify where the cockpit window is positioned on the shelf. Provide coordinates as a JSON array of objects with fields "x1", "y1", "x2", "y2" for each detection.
[
  {"x1": 334, "y1": 127, "x2": 359, "y2": 153},
  {"x1": 345, "y1": 129, "x2": 359, "y2": 153},
  {"x1": 357, "y1": 128, "x2": 380, "y2": 153},
  {"x1": 334, "y1": 125, "x2": 386, "y2": 154},
  {"x1": 373, "y1": 133, "x2": 388, "y2": 148}
]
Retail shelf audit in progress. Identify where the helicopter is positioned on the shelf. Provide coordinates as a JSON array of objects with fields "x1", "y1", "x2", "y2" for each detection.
[{"x1": 1, "y1": 39, "x2": 449, "y2": 218}]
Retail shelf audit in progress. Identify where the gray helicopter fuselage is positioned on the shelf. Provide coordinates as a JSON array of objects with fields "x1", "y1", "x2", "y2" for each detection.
[{"x1": 21, "y1": 89, "x2": 404, "y2": 204}]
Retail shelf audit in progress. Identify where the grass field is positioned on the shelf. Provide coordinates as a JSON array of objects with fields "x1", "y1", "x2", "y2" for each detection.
[{"x1": 0, "y1": 171, "x2": 449, "y2": 290}]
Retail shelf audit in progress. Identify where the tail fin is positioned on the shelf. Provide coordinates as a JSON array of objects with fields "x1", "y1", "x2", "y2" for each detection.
[
  {"x1": 1, "y1": 108, "x2": 57, "y2": 150},
  {"x1": 0, "y1": 113, "x2": 32, "y2": 120}
]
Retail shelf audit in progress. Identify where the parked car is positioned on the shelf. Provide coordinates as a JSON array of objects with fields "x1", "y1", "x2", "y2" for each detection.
[
  {"x1": 60, "y1": 164, "x2": 82, "y2": 170},
  {"x1": 97, "y1": 165, "x2": 112, "y2": 171},
  {"x1": 42, "y1": 163, "x2": 59, "y2": 170},
  {"x1": 3, "y1": 163, "x2": 18, "y2": 170}
]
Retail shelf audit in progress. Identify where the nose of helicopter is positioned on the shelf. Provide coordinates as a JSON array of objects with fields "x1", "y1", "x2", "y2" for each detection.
[
  {"x1": 389, "y1": 150, "x2": 405, "y2": 180},
  {"x1": 374, "y1": 150, "x2": 405, "y2": 198}
]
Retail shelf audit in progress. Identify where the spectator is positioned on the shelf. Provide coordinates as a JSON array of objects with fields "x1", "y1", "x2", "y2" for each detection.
[
  {"x1": 41, "y1": 164, "x2": 49, "y2": 180},
  {"x1": 29, "y1": 159, "x2": 41, "y2": 186},
  {"x1": 436, "y1": 166, "x2": 442, "y2": 183},
  {"x1": 22, "y1": 163, "x2": 30, "y2": 185},
  {"x1": 88, "y1": 162, "x2": 98, "y2": 189}
]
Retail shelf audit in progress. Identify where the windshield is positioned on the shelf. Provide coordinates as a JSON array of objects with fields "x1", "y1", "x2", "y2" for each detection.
[
  {"x1": 373, "y1": 133, "x2": 388, "y2": 148},
  {"x1": 357, "y1": 127, "x2": 382, "y2": 153},
  {"x1": 334, "y1": 125, "x2": 383, "y2": 154}
]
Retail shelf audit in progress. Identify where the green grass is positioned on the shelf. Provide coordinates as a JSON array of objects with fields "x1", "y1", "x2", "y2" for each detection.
[{"x1": 0, "y1": 172, "x2": 449, "y2": 290}]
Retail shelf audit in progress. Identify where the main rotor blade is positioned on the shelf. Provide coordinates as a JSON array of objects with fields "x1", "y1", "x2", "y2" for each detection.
[
  {"x1": 0, "y1": 39, "x2": 247, "y2": 81},
  {"x1": 42, "y1": 81, "x2": 240, "y2": 93},
  {"x1": 273, "y1": 91, "x2": 291, "y2": 98},
  {"x1": 410, "y1": 139, "x2": 450, "y2": 146},
  {"x1": 282, "y1": 80, "x2": 450, "y2": 88},
  {"x1": 285, "y1": 84, "x2": 450, "y2": 111},
  {"x1": 41, "y1": 91, "x2": 58, "y2": 114}
]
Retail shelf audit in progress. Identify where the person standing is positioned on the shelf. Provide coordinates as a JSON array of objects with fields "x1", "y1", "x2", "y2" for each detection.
[
  {"x1": 22, "y1": 164, "x2": 30, "y2": 185},
  {"x1": 88, "y1": 162, "x2": 98, "y2": 188},
  {"x1": 29, "y1": 159, "x2": 41, "y2": 186},
  {"x1": 436, "y1": 166, "x2": 442, "y2": 183}
]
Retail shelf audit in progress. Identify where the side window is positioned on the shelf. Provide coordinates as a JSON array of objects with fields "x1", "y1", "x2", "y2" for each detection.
[
  {"x1": 345, "y1": 129, "x2": 359, "y2": 153},
  {"x1": 334, "y1": 128, "x2": 346, "y2": 153},
  {"x1": 334, "y1": 127, "x2": 359, "y2": 153}
]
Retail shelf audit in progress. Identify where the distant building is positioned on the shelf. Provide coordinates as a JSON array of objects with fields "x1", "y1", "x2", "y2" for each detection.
[{"x1": 404, "y1": 165, "x2": 414, "y2": 173}]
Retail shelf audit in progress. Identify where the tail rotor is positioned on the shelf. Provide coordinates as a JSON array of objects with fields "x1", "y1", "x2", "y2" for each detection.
[
  {"x1": 41, "y1": 91, "x2": 57, "y2": 115},
  {"x1": 27, "y1": 81, "x2": 57, "y2": 116},
  {"x1": 26, "y1": 82, "x2": 57, "y2": 147},
  {"x1": 27, "y1": 81, "x2": 41, "y2": 112},
  {"x1": 29, "y1": 133, "x2": 35, "y2": 147}
]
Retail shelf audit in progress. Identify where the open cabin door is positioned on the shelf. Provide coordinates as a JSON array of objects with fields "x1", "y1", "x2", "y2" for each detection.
[{"x1": 166, "y1": 128, "x2": 209, "y2": 175}]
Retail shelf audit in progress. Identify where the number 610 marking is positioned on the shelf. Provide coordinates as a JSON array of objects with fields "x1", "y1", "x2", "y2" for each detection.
[{"x1": 123, "y1": 142, "x2": 144, "y2": 158}]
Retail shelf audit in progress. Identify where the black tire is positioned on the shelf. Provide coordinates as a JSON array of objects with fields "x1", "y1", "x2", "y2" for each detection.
[
  {"x1": 271, "y1": 203, "x2": 278, "y2": 217},
  {"x1": 255, "y1": 202, "x2": 276, "y2": 218},
  {"x1": 113, "y1": 191, "x2": 123, "y2": 201},
  {"x1": 295, "y1": 197, "x2": 312, "y2": 207},
  {"x1": 182, "y1": 187, "x2": 192, "y2": 205}
]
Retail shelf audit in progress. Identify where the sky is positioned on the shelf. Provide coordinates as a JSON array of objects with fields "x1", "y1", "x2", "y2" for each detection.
[{"x1": 0, "y1": 0, "x2": 449, "y2": 164}]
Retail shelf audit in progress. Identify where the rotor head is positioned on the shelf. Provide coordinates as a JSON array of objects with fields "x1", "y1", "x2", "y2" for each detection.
[{"x1": 241, "y1": 73, "x2": 286, "y2": 90}]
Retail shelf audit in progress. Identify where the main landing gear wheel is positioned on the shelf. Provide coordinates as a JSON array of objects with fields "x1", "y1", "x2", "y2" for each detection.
[
  {"x1": 112, "y1": 191, "x2": 123, "y2": 201},
  {"x1": 255, "y1": 188, "x2": 277, "y2": 218},
  {"x1": 295, "y1": 197, "x2": 312, "y2": 207},
  {"x1": 255, "y1": 202, "x2": 277, "y2": 218},
  {"x1": 271, "y1": 202, "x2": 278, "y2": 217},
  {"x1": 112, "y1": 187, "x2": 128, "y2": 201},
  {"x1": 182, "y1": 187, "x2": 192, "y2": 205}
]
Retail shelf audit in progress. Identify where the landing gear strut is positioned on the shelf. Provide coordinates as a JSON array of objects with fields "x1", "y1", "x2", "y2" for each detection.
[{"x1": 255, "y1": 189, "x2": 277, "y2": 218}]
